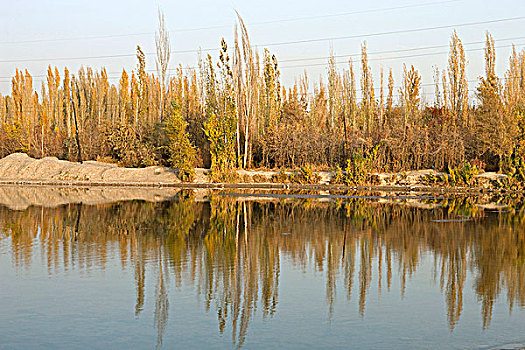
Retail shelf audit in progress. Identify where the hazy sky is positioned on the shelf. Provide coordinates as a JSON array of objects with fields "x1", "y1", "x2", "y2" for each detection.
[{"x1": 1, "y1": 0, "x2": 524, "y2": 101}]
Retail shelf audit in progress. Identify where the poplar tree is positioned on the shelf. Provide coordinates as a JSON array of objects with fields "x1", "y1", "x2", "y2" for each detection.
[
  {"x1": 447, "y1": 31, "x2": 469, "y2": 128},
  {"x1": 476, "y1": 33, "x2": 518, "y2": 168},
  {"x1": 386, "y1": 69, "x2": 394, "y2": 122},
  {"x1": 443, "y1": 31, "x2": 468, "y2": 167},
  {"x1": 360, "y1": 42, "x2": 375, "y2": 133},
  {"x1": 165, "y1": 102, "x2": 196, "y2": 181},
  {"x1": 260, "y1": 49, "x2": 281, "y2": 167},
  {"x1": 204, "y1": 41, "x2": 237, "y2": 172}
]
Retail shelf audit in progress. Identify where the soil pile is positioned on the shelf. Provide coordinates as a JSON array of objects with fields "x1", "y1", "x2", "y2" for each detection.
[{"x1": 0, "y1": 153, "x2": 181, "y2": 184}]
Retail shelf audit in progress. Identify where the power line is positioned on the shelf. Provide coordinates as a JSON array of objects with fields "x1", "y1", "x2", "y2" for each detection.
[
  {"x1": 241, "y1": 0, "x2": 461, "y2": 27},
  {"x1": 279, "y1": 42, "x2": 525, "y2": 69},
  {"x1": 1, "y1": 16, "x2": 523, "y2": 63},
  {"x1": 0, "y1": 53, "x2": 137, "y2": 64},
  {"x1": 164, "y1": 15, "x2": 525, "y2": 54},
  {"x1": 1, "y1": 40, "x2": 523, "y2": 84},
  {"x1": 0, "y1": 0, "x2": 461, "y2": 45},
  {"x1": 278, "y1": 36, "x2": 525, "y2": 63},
  {"x1": 259, "y1": 16, "x2": 525, "y2": 48}
]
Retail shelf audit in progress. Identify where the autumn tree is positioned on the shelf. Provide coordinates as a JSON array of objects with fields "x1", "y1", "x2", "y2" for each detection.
[
  {"x1": 440, "y1": 31, "x2": 468, "y2": 168},
  {"x1": 360, "y1": 42, "x2": 375, "y2": 134},
  {"x1": 447, "y1": 31, "x2": 469, "y2": 128},
  {"x1": 165, "y1": 102, "x2": 196, "y2": 181},
  {"x1": 475, "y1": 33, "x2": 517, "y2": 168},
  {"x1": 204, "y1": 41, "x2": 237, "y2": 172},
  {"x1": 233, "y1": 12, "x2": 259, "y2": 168},
  {"x1": 259, "y1": 49, "x2": 281, "y2": 167}
]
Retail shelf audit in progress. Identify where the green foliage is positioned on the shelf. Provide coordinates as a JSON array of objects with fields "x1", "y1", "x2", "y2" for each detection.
[
  {"x1": 500, "y1": 155, "x2": 525, "y2": 190},
  {"x1": 447, "y1": 162, "x2": 479, "y2": 187},
  {"x1": 501, "y1": 111, "x2": 525, "y2": 189},
  {"x1": 440, "y1": 173, "x2": 449, "y2": 185},
  {"x1": 105, "y1": 122, "x2": 156, "y2": 168},
  {"x1": 204, "y1": 112, "x2": 237, "y2": 172},
  {"x1": 0, "y1": 120, "x2": 29, "y2": 156},
  {"x1": 165, "y1": 103, "x2": 196, "y2": 182},
  {"x1": 343, "y1": 146, "x2": 380, "y2": 185},
  {"x1": 332, "y1": 165, "x2": 344, "y2": 184},
  {"x1": 424, "y1": 173, "x2": 439, "y2": 185},
  {"x1": 295, "y1": 164, "x2": 320, "y2": 184}
]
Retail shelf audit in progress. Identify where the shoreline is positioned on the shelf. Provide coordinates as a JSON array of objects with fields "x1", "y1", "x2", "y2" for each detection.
[
  {"x1": 0, "y1": 178, "x2": 515, "y2": 195},
  {"x1": 0, "y1": 152, "x2": 520, "y2": 194},
  {"x1": 0, "y1": 182, "x2": 516, "y2": 213}
]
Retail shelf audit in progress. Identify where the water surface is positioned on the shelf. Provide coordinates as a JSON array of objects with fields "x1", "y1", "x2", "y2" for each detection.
[{"x1": 1, "y1": 190, "x2": 525, "y2": 349}]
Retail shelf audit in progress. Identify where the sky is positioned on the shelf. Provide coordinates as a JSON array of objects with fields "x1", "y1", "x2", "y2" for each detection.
[{"x1": 0, "y1": 0, "x2": 524, "y2": 102}]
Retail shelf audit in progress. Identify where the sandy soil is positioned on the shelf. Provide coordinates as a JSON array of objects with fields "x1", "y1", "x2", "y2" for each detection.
[
  {"x1": 0, "y1": 153, "x2": 181, "y2": 184},
  {"x1": 0, "y1": 153, "x2": 509, "y2": 191}
]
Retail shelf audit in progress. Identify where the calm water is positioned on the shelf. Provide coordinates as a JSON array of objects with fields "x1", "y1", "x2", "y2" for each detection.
[{"x1": 1, "y1": 190, "x2": 525, "y2": 349}]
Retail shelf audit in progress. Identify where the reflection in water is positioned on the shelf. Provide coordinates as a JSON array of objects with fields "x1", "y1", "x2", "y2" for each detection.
[{"x1": 1, "y1": 192, "x2": 525, "y2": 347}]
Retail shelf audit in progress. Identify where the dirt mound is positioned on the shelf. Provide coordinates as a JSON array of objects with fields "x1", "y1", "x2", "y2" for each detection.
[{"x1": 0, "y1": 153, "x2": 181, "y2": 184}]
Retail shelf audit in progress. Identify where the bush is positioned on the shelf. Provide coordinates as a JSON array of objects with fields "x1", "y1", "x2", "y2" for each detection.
[
  {"x1": 500, "y1": 155, "x2": 525, "y2": 190},
  {"x1": 447, "y1": 162, "x2": 479, "y2": 187},
  {"x1": 211, "y1": 169, "x2": 241, "y2": 183},
  {"x1": 105, "y1": 123, "x2": 157, "y2": 168},
  {"x1": 270, "y1": 165, "x2": 321, "y2": 184},
  {"x1": 271, "y1": 168, "x2": 290, "y2": 183},
  {"x1": 252, "y1": 174, "x2": 269, "y2": 183},
  {"x1": 343, "y1": 146, "x2": 380, "y2": 185},
  {"x1": 332, "y1": 165, "x2": 344, "y2": 184},
  {"x1": 295, "y1": 164, "x2": 321, "y2": 184}
]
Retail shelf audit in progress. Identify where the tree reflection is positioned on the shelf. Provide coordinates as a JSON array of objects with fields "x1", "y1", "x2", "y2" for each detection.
[{"x1": 1, "y1": 192, "x2": 525, "y2": 346}]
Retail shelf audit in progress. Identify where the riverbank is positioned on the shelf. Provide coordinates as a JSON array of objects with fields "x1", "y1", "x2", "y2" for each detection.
[
  {"x1": 0, "y1": 185, "x2": 516, "y2": 212},
  {"x1": 0, "y1": 153, "x2": 513, "y2": 193}
]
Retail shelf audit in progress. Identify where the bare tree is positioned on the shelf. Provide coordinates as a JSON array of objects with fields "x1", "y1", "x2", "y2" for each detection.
[
  {"x1": 156, "y1": 8, "x2": 171, "y2": 121},
  {"x1": 234, "y1": 11, "x2": 259, "y2": 168}
]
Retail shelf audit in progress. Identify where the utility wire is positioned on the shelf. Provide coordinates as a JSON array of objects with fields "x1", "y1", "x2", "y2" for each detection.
[
  {"x1": 278, "y1": 36, "x2": 525, "y2": 63},
  {"x1": 0, "y1": 0, "x2": 461, "y2": 45},
  {"x1": 279, "y1": 43, "x2": 525, "y2": 69},
  {"x1": 0, "y1": 53, "x2": 137, "y2": 64},
  {"x1": 1, "y1": 41, "x2": 523, "y2": 83},
  {"x1": 259, "y1": 16, "x2": 525, "y2": 48},
  {"x1": 164, "y1": 16, "x2": 525, "y2": 54},
  {"x1": 0, "y1": 16, "x2": 523, "y2": 63}
]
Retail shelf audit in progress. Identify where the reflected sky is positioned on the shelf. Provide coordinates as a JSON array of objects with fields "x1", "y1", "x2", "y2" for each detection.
[{"x1": 1, "y1": 191, "x2": 525, "y2": 349}]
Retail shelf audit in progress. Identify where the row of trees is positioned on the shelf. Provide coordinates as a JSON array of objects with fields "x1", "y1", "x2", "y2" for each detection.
[{"x1": 1, "y1": 16, "x2": 524, "y2": 174}]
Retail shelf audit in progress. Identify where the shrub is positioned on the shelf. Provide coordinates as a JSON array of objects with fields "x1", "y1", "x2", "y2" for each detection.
[
  {"x1": 211, "y1": 169, "x2": 241, "y2": 183},
  {"x1": 332, "y1": 165, "x2": 344, "y2": 184},
  {"x1": 105, "y1": 122, "x2": 157, "y2": 168},
  {"x1": 447, "y1": 162, "x2": 479, "y2": 187},
  {"x1": 271, "y1": 168, "x2": 290, "y2": 183},
  {"x1": 501, "y1": 155, "x2": 525, "y2": 190},
  {"x1": 343, "y1": 146, "x2": 380, "y2": 185},
  {"x1": 252, "y1": 174, "x2": 268, "y2": 183},
  {"x1": 296, "y1": 164, "x2": 320, "y2": 184}
]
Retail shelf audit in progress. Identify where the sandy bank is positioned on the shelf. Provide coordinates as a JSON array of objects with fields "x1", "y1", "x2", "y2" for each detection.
[
  {"x1": 0, "y1": 153, "x2": 181, "y2": 184},
  {"x1": 0, "y1": 153, "x2": 511, "y2": 192}
]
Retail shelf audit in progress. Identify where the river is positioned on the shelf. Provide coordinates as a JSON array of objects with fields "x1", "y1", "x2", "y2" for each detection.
[{"x1": 1, "y1": 189, "x2": 524, "y2": 349}]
